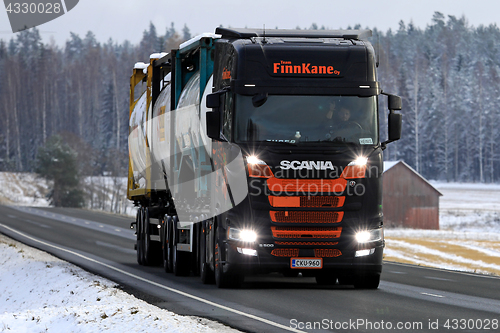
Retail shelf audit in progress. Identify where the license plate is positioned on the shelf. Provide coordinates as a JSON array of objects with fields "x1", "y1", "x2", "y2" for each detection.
[{"x1": 290, "y1": 258, "x2": 323, "y2": 269}]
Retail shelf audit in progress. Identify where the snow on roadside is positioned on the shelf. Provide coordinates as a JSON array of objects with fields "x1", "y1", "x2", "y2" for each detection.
[
  {"x1": 0, "y1": 172, "x2": 136, "y2": 216},
  {"x1": 0, "y1": 173, "x2": 50, "y2": 207},
  {"x1": 0, "y1": 234, "x2": 240, "y2": 333}
]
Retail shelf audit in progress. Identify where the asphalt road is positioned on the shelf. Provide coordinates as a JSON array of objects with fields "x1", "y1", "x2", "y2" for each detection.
[{"x1": 1, "y1": 205, "x2": 499, "y2": 333}]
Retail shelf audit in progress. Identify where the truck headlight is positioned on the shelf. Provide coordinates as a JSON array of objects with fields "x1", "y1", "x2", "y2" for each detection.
[
  {"x1": 228, "y1": 227, "x2": 258, "y2": 243},
  {"x1": 348, "y1": 156, "x2": 368, "y2": 166},
  {"x1": 341, "y1": 156, "x2": 368, "y2": 179},
  {"x1": 246, "y1": 155, "x2": 273, "y2": 178},
  {"x1": 355, "y1": 228, "x2": 383, "y2": 243}
]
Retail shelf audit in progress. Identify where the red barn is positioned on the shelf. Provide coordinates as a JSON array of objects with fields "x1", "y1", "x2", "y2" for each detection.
[{"x1": 383, "y1": 161, "x2": 442, "y2": 229}]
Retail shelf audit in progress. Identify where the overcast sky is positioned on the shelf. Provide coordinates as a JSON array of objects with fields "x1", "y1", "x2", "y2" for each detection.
[{"x1": 1, "y1": 0, "x2": 499, "y2": 46}]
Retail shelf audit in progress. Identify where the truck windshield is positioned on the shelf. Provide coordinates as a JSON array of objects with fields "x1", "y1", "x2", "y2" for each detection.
[{"x1": 234, "y1": 95, "x2": 378, "y2": 145}]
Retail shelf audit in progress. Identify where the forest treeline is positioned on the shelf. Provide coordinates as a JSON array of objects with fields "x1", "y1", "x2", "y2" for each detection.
[{"x1": 1, "y1": 13, "x2": 500, "y2": 183}]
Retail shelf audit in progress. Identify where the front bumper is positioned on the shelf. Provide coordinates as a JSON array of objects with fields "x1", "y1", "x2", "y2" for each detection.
[{"x1": 221, "y1": 241, "x2": 383, "y2": 277}]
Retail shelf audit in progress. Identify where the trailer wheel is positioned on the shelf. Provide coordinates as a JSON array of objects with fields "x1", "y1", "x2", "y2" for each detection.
[
  {"x1": 165, "y1": 217, "x2": 174, "y2": 273},
  {"x1": 191, "y1": 224, "x2": 200, "y2": 276},
  {"x1": 214, "y1": 226, "x2": 243, "y2": 288},
  {"x1": 353, "y1": 273, "x2": 380, "y2": 289},
  {"x1": 172, "y1": 216, "x2": 190, "y2": 276},
  {"x1": 200, "y1": 221, "x2": 214, "y2": 284},
  {"x1": 162, "y1": 216, "x2": 173, "y2": 273},
  {"x1": 141, "y1": 207, "x2": 157, "y2": 265},
  {"x1": 136, "y1": 209, "x2": 145, "y2": 265}
]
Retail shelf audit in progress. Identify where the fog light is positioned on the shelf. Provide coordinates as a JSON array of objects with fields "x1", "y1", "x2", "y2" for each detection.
[
  {"x1": 237, "y1": 247, "x2": 257, "y2": 256},
  {"x1": 355, "y1": 248, "x2": 375, "y2": 257}
]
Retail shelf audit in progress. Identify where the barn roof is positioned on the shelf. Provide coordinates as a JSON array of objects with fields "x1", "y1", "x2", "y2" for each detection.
[{"x1": 383, "y1": 160, "x2": 443, "y2": 196}]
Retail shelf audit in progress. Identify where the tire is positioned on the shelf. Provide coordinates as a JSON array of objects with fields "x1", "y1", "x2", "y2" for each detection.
[
  {"x1": 315, "y1": 273, "x2": 337, "y2": 286},
  {"x1": 191, "y1": 224, "x2": 200, "y2": 276},
  {"x1": 353, "y1": 273, "x2": 380, "y2": 289},
  {"x1": 172, "y1": 216, "x2": 190, "y2": 276},
  {"x1": 141, "y1": 207, "x2": 155, "y2": 266},
  {"x1": 200, "y1": 221, "x2": 215, "y2": 284},
  {"x1": 166, "y1": 217, "x2": 174, "y2": 273},
  {"x1": 136, "y1": 209, "x2": 145, "y2": 265},
  {"x1": 162, "y1": 216, "x2": 172, "y2": 273},
  {"x1": 214, "y1": 226, "x2": 243, "y2": 288}
]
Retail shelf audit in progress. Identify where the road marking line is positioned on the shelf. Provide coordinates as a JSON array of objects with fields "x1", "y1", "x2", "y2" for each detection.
[
  {"x1": 0, "y1": 223, "x2": 305, "y2": 333},
  {"x1": 424, "y1": 276, "x2": 455, "y2": 282},
  {"x1": 421, "y1": 292, "x2": 445, "y2": 298},
  {"x1": 385, "y1": 261, "x2": 500, "y2": 280}
]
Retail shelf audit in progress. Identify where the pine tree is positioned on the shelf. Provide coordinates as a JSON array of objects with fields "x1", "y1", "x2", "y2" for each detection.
[
  {"x1": 182, "y1": 24, "x2": 191, "y2": 41},
  {"x1": 36, "y1": 135, "x2": 85, "y2": 207}
]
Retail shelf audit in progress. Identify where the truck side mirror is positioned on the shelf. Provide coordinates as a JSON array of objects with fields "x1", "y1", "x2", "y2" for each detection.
[
  {"x1": 388, "y1": 112, "x2": 402, "y2": 142},
  {"x1": 381, "y1": 92, "x2": 402, "y2": 149},
  {"x1": 388, "y1": 95, "x2": 402, "y2": 111},
  {"x1": 206, "y1": 93, "x2": 220, "y2": 109},
  {"x1": 206, "y1": 111, "x2": 222, "y2": 140}
]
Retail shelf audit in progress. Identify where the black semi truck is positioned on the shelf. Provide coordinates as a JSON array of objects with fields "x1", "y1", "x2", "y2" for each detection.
[{"x1": 128, "y1": 28, "x2": 402, "y2": 289}]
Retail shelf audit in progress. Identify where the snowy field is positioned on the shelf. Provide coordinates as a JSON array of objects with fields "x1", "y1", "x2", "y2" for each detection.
[
  {"x1": 0, "y1": 172, "x2": 50, "y2": 207},
  {"x1": 1, "y1": 172, "x2": 500, "y2": 331},
  {"x1": 384, "y1": 181, "x2": 500, "y2": 276},
  {"x1": 0, "y1": 172, "x2": 137, "y2": 215}
]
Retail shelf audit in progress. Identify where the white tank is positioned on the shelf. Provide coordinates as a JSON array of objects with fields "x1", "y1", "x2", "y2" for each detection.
[{"x1": 128, "y1": 91, "x2": 149, "y2": 188}]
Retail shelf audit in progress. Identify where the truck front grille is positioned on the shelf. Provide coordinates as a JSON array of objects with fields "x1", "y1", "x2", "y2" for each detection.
[
  {"x1": 270, "y1": 211, "x2": 344, "y2": 224},
  {"x1": 266, "y1": 177, "x2": 346, "y2": 258},
  {"x1": 268, "y1": 196, "x2": 345, "y2": 208},
  {"x1": 271, "y1": 248, "x2": 300, "y2": 257},
  {"x1": 271, "y1": 226, "x2": 342, "y2": 239},
  {"x1": 266, "y1": 178, "x2": 347, "y2": 193},
  {"x1": 314, "y1": 249, "x2": 342, "y2": 257},
  {"x1": 275, "y1": 241, "x2": 339, "y2": 246}
]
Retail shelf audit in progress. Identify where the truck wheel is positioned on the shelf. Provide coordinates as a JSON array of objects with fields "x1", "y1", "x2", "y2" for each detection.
[
  {"x1": 200, "y1": 222, "x2": 214, "y2": 284},
  {"x1": 162, "y1": 216, "x2": 173, "y2": 273},
  {"x1": 191, "y1": 224, "x2": 200, "y2": 276},
  {"x1": 214, "y1": 226, "x2": 243, "y2": 288},
  {"x1": 172, "y1": 216, "x2": 190, "y2": 276},
  {"x1": 315, "y1": 273, "x2": 337, "y2": 286},
  {"x1": 142, "y1": 207, "x2": 154, "y2": 265},
  {"x1": 136, "y1": 209, "x2": 145, "y2": 265},
  {"x1": 353, "y1": 273, "x2": 380, "y2": 289},
  {"x1": 165, "y1": 217, "x2": 174, "y2": 273}
]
